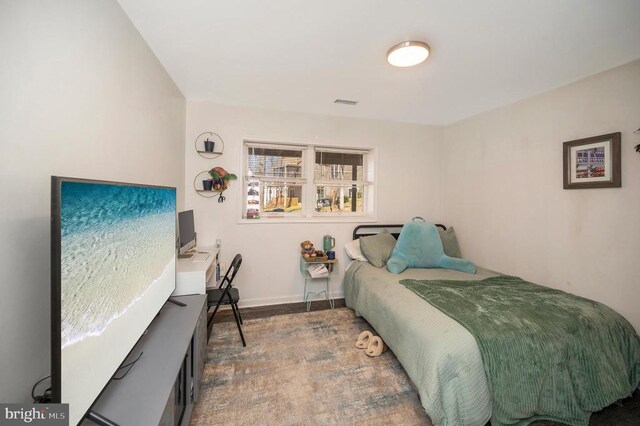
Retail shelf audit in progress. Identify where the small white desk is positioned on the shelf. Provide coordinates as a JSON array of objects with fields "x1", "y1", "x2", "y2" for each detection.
[{"x1": 174, "y1": 248, "x2": 220, "y2": 296}]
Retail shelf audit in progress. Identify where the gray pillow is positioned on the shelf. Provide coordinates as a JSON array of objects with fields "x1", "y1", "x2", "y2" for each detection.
[
  {"x1": 438, "y1": 227, "x2": 462, "y2": 258},
  {"x1": 360, "y1": 230, "x2": 397, "y2": 267}
]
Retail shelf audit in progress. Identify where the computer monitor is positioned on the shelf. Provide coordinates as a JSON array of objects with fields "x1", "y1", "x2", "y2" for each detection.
[{"x1": 178, "y1": 210, "x2": 196, "y2": 255}]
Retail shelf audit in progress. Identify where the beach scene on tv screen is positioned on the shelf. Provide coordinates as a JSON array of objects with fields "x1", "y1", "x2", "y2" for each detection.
[{"x1": 59, "y1": 181, "x2": 175, "y2": 424}]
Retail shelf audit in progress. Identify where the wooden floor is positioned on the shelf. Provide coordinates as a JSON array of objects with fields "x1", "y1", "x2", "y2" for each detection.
[{"x1": 209, "y1": 298, "x2": 346, "y2": 324}]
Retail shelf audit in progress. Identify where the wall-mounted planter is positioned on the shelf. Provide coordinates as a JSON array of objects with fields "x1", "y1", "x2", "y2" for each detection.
[
  {"x1": 194, "y1": 171, "x2": 220, "y2": 198},
  {"x1": 195, "y1": 131, "x2": 224, "y2": 159}
]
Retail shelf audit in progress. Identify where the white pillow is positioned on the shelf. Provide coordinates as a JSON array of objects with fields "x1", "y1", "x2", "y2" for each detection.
[{"x1": 344, "y1": 239, "x2": 367, "y2": 262}]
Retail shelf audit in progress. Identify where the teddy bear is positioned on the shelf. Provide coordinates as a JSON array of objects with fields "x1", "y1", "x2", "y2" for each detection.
[{"x1": 300, "y1": 240, "x2": 316, "y2": 258}]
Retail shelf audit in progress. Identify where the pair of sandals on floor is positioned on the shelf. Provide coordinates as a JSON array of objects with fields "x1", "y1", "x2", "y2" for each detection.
[{"x1": 355, "y1": 330, "x2": 387, "y2": 357}]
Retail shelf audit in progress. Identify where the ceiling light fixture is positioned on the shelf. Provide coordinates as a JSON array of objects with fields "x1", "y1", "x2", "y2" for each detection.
[{"x1": 386, "y1": 41, "x2": 430, "y2": 67}]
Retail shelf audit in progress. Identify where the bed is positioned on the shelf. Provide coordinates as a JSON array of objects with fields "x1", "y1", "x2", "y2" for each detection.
[{"x1": 343, "y1": 224, "x2": 640, "y2": 426}]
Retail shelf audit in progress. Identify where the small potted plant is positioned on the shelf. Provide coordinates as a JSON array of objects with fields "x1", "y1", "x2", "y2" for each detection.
[
  {"x1": 202, "y1": 178, "x2": 214, "y2": 191},
  {"x1": 203, "y1": 138, "x2": 215, "y2": 153},
  {"x1": 209, "y1": 167, "x2": 237, "y2": 203}
]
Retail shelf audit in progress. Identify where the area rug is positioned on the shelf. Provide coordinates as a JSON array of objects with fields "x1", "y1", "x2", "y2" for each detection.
[{"x1": 190, "y1": 308, "x2": 432, "y2": 425}]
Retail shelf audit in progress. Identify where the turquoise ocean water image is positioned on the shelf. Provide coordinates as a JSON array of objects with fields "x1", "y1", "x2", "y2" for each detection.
[{"x1": 60, "y1": 182, "x2": 176, "y2": 349}]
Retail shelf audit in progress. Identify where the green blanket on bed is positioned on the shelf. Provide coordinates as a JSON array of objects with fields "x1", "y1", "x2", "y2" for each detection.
[{"x1": 400, "y1": 275, "x2": 640, "y2": 426}]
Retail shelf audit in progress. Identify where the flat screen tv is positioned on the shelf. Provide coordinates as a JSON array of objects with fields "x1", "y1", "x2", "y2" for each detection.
[
  {"x1": 178, "y1": 209, "x2": 196, "y2": 255},
  {"x1": 51, "y1": 177, "x2": 176, "y2": 425}
]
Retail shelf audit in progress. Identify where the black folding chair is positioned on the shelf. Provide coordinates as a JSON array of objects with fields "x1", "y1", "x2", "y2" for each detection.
[{"x1": 206, "y1": 254, "x2": 245, "y2": 346}]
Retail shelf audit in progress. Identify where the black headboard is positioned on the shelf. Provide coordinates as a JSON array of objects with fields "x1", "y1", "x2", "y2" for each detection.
[{"x1": 353, "y1": 223, "x2": 446, "y2": 240}]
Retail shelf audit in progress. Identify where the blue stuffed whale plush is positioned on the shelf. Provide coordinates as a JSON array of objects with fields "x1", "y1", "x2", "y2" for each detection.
[{"x1": 387, "y1": 217, "x2": 476, "y2": 274}]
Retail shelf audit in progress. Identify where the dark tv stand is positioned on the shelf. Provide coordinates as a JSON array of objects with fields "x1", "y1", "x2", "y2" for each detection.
[{"x1": 83, "y1": 295, "x2": 207, "y2": 426}]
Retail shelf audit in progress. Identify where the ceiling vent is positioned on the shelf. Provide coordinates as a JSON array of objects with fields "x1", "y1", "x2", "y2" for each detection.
[{"x1": 334, "y1": 99, "x2": 358, "y2": 106}]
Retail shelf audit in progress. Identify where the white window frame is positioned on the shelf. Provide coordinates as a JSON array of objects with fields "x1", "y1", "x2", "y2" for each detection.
[
  {"x1": 312, "y1": 147, "x2": 373, "y2": 218},
  {"x1": 243, "y1": 141, "x2": 307, "y2": 219},
  {"x1": 240, "y1": 140, "x2": 376, "y2": 223}
]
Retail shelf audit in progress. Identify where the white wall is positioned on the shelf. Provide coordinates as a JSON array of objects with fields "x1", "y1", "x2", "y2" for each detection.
[
  {"x1": 0, "y1": 1, "x2": 185, "y2": 402},
  {"x1": 443, "y1": 59, "x2": 640, "y2": 332},
  {"x1": 185, "y1": 101, "x2": 443, "y2": 306}
]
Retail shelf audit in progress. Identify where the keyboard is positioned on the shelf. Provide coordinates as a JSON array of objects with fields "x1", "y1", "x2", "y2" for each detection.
[{"x1": 191, "y1": 252, "x2": 211, "y2": 262}]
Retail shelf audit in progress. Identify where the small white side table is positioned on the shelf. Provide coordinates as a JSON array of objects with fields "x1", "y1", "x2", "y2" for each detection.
[{"x1": 300, "y1": 256, "x2": 338, "y2": 311}]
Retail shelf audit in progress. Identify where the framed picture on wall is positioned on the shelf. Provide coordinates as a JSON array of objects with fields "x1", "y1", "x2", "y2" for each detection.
[{"x1": 563, "y1": 132, "x2": 621, "y2": 189}]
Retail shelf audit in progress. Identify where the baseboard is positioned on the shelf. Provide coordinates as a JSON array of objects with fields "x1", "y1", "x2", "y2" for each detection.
[{"x1": 238, "y1": 292, "x2": 345, "y2": 309}]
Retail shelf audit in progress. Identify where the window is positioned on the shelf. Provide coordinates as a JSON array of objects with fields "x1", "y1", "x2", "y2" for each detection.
[
  {"x1": 314, "y1": 148, "x2": 367, "y2": 214},
  {"x1": 244, "y1": 143, "x2": 306, "y2": 218},
  {"x1": 243, "y1": 141, "x2": 374, "y2": 220}
]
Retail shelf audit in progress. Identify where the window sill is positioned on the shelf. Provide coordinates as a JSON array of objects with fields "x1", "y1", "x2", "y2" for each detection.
[{"x1": 237, "y1": 215, "x2": 377, "y2": 225}]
